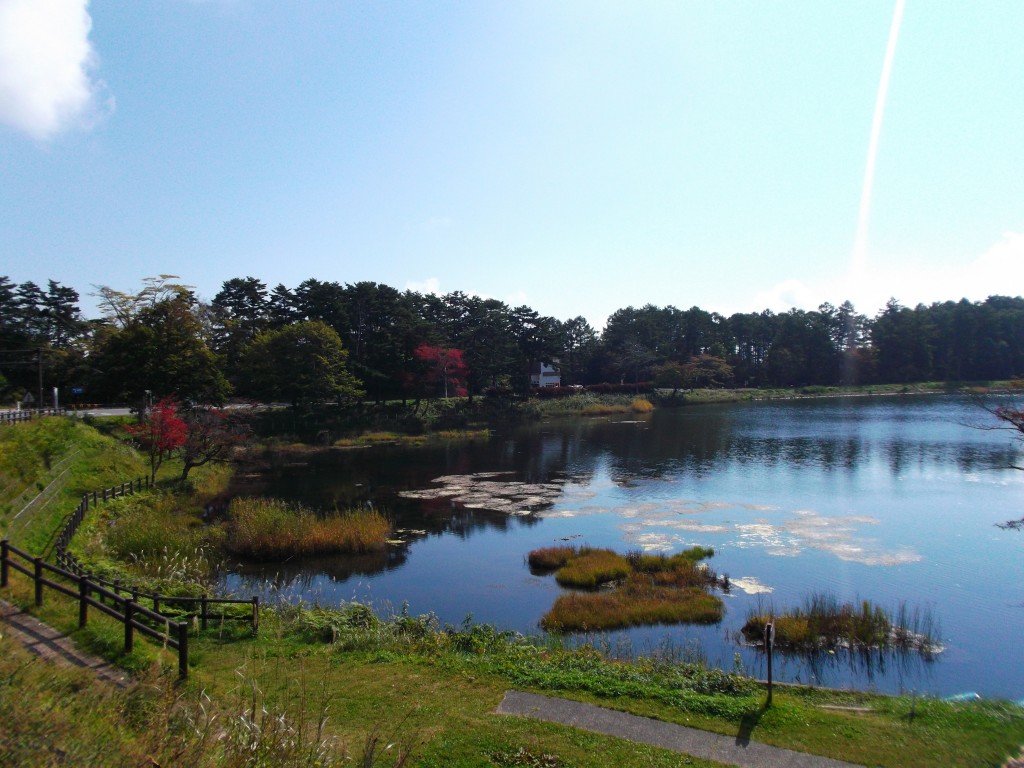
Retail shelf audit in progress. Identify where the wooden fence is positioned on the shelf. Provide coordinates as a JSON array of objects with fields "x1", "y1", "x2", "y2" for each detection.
[
  {"x1": 1, "y1": 477, "x2": 259, "y2": 679},
  {"x1": 2, "y1": 540, "x2": 191, "y2": 677}
]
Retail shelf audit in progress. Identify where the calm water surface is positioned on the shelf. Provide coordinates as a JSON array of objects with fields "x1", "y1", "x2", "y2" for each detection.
[{"x1": 224, "y1": 395, "x2": 1024, "y2": 699}]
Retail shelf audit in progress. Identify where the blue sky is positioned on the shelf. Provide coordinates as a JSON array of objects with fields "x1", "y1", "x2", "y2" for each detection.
[{"x1": 2, "y1": 1, "x2": 1022, "y2": 329}]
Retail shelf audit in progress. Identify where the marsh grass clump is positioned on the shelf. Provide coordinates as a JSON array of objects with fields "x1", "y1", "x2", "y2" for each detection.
[
  {"x1": 742, "y1": 592, "x2": 941, "y2": 654},
  {"x1": 554, "y1": 548, "x2": 631, "y2": 588},
  {"x1": 529, "y1": 545, "x2": 725, "y2": 632},
  {"x1": 527, "y1": 545, "x2": 578, "y2": 572},
  {"x1": 433, "y1": 428, "x2": 491, "y2": 440},
  {"x1": 542, "y1": 585, "x2": 723, "y2": 631},
  {"x1": 631, "y1": 397, "x2": 654, "y2": 413},
  {"x1": 225, "y1": 496, "x2": 390, "y2": 560}
]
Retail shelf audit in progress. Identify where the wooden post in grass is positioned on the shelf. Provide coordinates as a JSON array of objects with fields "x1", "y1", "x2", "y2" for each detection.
[
  {"x1": 34, "y1": 558, "x2": 44, "y2": 606},
  {"x1": 765, "y1": 621, "x2": 775, "y2": 706},
  {"x1": 124, "y1": 598, "x2": 135, "y2": 653},
  {"x1": 178, "y1": 622, "x2": 188, "y2": 679},
  {"x1": 1, "y1": 540, "x2": 8, "y2": 588},
  {"x1": 78, "y1": 575, "x2": 89, "y2": 628}
]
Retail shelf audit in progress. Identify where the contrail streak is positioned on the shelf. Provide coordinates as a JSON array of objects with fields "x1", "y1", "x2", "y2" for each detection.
[{"x1": 852, "y1": 0, "x2": 905, "y2": 277}]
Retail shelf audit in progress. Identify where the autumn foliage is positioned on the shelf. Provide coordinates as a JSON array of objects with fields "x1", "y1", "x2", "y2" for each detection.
[
  {"x1": 126, "y1": 397, "x2": 187, "y2": 483},
  {"x1": 413, "y1": 344, "x2": 468, "y2": 398}
]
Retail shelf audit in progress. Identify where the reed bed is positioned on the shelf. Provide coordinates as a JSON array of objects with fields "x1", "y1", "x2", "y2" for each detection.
[
  {"x1": 578, "y1": 397, "x2": 654, "y2": 416},
  {"x1": 225, "y1": 496, "x2": 390, "y2": 560},
  {"x1": 626, "y1": 547, "x2": 715, "y2": 573},
  {"x1": 742, "y1": 592, "x2": 941, "y2": 653}
]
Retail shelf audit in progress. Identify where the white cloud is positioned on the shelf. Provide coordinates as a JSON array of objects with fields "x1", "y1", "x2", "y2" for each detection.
[
  {"x1": 0, "y1": 0, "x2": 111, "y2": 139},
  {"x1": 402, "y1": 278, "x2": 531, "y2": 310},
  {"x1": 752, "y1": 231, "x2": 1024, "y2": 314},
  {"x1": 504, "y1": 289, "x2": 530, "y2": 307},
  {"x1": 405, "y1": 277, "x2": 442, "y2": 295}
]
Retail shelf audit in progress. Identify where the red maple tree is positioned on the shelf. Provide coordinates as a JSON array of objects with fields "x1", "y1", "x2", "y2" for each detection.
[
  {"x1": 413, "y1": 344, "x2": 468, "y2": 398},
  {"x1": 126, "y1": 397, "x2": 187, "y2": 483}
]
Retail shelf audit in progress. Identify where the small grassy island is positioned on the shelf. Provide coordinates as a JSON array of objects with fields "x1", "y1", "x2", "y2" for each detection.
[
  {"x1": 741, "y1": 593, "x2": 941, "y2": 656},
  {"x1": 528, "y1": 545, "x2": 728, "y2": 632},
  {"x1": 224, "y1": 496, "x2": 391, "y2": 560}
]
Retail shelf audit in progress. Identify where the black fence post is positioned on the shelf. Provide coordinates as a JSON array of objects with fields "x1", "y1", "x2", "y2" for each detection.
[
  {"x1": 178, "y1": 622, "x2": 188, "y2": 679},
  {"x1": 1, "y1": 540, "x2": 8, "y2": 588},
  {"x1": 201, "y1": 595, "x2": 208, "y2": 630},
  {"x1": 153, "y1": 594, "x2": 160, "y2": 614},
  {"x1": 78, "y1": 576, "x2": 89, "y2": 628},
  {"x1": 252, "y1": 596, "x2": 260, "y2": 634},
  {"x1": 765, "y1": 621, "x2": 775, "y2": 706},
  {"x1": 33, "y1": 558, "x2": 44, "y2": 606},
  {"x1": 124, "y1": 598, "x2": 135, "y2": 653}
]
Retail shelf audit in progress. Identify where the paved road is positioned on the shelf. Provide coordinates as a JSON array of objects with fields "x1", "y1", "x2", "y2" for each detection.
[{"x1": 496, "y1": 690, "x2": 865, "y2": 768}]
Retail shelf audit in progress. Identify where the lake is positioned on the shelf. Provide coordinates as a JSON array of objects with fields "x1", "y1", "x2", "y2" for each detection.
[{"x1": 223, "y1": 394, "x2": 1024, "y2": 699}]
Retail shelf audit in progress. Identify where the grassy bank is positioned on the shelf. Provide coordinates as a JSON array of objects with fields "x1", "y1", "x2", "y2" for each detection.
[
  {"x1": 5, "y1": 574, "x2": 1023, "y2": 768},
  {"x1": 527, "y1": 394, "x2": 656, "y2": 418},
  {"x1": 670, "y1": 379, "x2": 1019, "y2": 406},
  {"x1": 3, "y1": 417, "x2": 1024, "y2": 767},
  {"x1": 0, "y1": 416, "x2": 148, "y2": 553}
]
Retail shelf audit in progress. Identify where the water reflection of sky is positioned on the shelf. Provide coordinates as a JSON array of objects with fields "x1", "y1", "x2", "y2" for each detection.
[{"x1": 224, "y1": 396, "x2": 1024, "y2": 699}]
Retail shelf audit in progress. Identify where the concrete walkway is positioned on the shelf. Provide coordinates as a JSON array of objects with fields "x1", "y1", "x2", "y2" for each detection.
[
  {"x1": 0, "y1": 599, "x2": 130, "y2": 689},
  {"x1": 496, "y1": 690, "x2": 864, "y2": 768}
]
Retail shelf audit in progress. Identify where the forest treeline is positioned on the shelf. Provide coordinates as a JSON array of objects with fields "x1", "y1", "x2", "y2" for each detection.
[{"x1": 1, "y1": 274, "x2": 1022, "y2": 407}]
